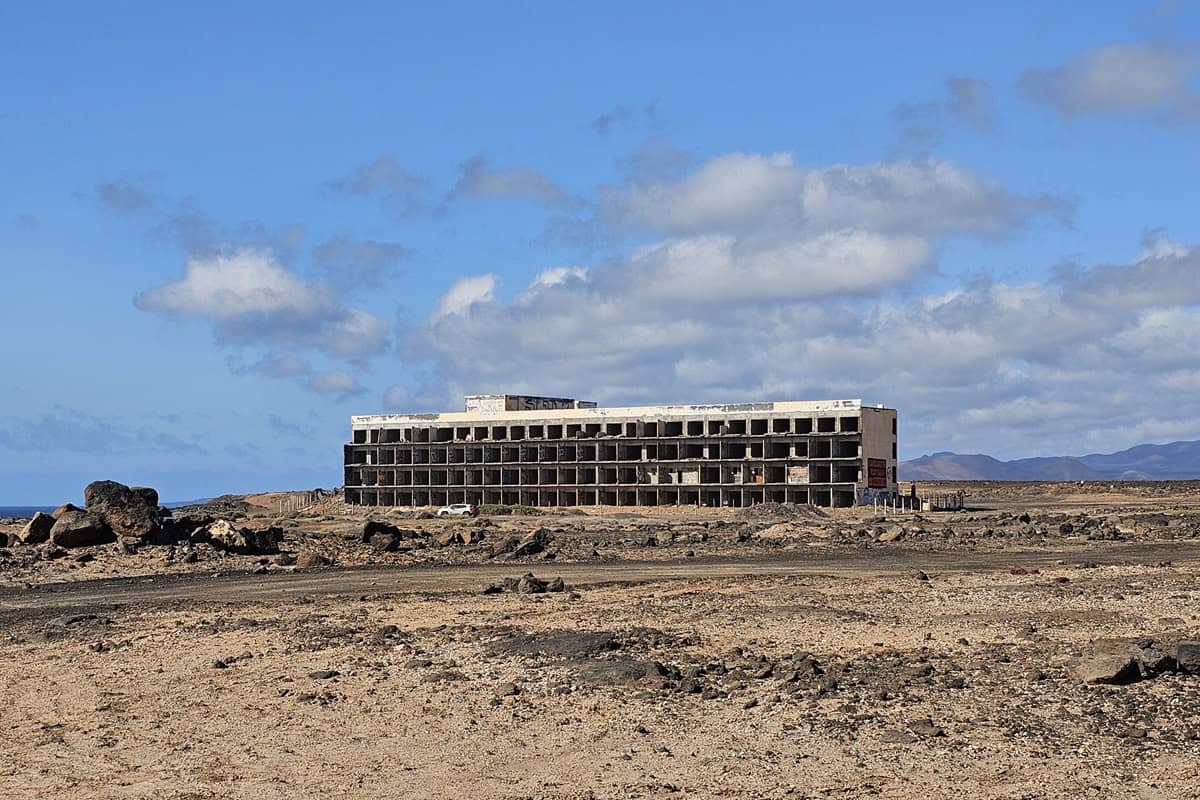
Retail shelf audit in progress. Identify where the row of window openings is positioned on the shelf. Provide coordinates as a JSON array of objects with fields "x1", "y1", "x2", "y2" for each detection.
[
  {"x1": 354, "y1": 416, "x2": 864, "y2": 444},
  {"x1": 347, "y1": 464, "x2": 862, "y2": 486},
  {"x1": 347, "y1": 488, "x2": 858, "y2": 509},
  {"x1": 348, "y1": 440, "x2": 864, "y2": 465}
]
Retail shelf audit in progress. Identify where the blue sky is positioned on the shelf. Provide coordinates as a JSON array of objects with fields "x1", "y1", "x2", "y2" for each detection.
[{"x1": 3, "y1": 1, "x2": 1199, "y2": 503}]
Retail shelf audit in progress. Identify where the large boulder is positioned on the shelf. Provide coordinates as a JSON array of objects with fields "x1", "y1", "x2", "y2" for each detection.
[
  {"x1": 49, "y1": 510, "x2": 114, "y2": 549},
  {"x1": 205, "y1": 520, "x2": 281, "y2": 555},
  {"x1": 84, "y1": 480, "x2": 162, "y2": 541},
  {"x1": 362, "y1": 519, "x2": 398, "y2": 542},
  {"x1": 20, "y1": 512, "x2": 56, "y2": 544},
  {"x1": 1069, "y1": 653, "x2": 1143, "y2": 685},
  {"x1": 52, "y1": 503, "x2": 82, "y2": 519}
]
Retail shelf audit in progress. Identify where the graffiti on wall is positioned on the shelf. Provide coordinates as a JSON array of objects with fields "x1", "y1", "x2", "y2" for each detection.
[{"x1": 867, "y1": 458, "x2": 887, "y2": 489}]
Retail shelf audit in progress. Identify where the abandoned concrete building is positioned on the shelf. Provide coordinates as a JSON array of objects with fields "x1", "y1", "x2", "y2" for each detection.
[{"x1": 344, "y1": 395, "x2": 898, "y2": 508}]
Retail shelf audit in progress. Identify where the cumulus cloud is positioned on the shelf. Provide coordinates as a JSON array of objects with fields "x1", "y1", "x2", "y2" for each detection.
[
  {"x1": 600, "y1": 155, "x2": 1059, "y2": 237},
  {"x1": 136, "y1": 249, "x2": 388, "y2": 359},
  {"x1": 1057, "y1": 236, "x2": 1200, "y2": 308},
  {"x1": 450, "y1": 154, "x2": 569, "y2": 207},
  {"x1": 325, "y1": 155, "x2": 431, "y2": 214},
  {"x1": 411, "y1": 238, "x2": 1200, "y2": 456},
  {"x1": 401, "y1": 148, "x2": 1196, "y2": 457},
  {"x1": 526, "y1": 266, "x2": 588, "y2": 292},
  {"x1": 1019, "y1": 43, "x2": 1200, "y2": 122},
  {"x1": 622, "y1": 231, "x2": 931, "y2": 303},
  {"x1": 434, "y1": 274, "x2": 497, "y2": 318},
  {"x1": 137, "y1": 249, "x2": 331, "y2": 317}
]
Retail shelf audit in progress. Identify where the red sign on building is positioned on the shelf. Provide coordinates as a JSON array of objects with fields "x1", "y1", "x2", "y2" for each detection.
[{"x1": 866, "y1": 458, "x2": 887, "y2": 489}]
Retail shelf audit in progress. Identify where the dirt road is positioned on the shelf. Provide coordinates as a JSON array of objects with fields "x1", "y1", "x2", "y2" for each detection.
[{"x1": 4, "y1": 538, "x2": 1196, "y2": 615}]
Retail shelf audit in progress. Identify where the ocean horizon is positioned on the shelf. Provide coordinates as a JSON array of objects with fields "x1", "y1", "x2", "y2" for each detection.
[
  {"x1": 1, "y1": 501, "x2": 207, "y2": 520},
  {"x1": 0, "y1": 506, "x2": 56, "y2": 519}
]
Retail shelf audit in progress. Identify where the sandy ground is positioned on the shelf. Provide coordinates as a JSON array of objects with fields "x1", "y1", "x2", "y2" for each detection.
[{"x1": 2, "y1": 485, "x2": 1200, "y2": 798}]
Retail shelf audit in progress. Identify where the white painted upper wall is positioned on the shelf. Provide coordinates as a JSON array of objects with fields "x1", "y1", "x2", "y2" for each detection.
[{"x1": 353, "y1": 398, "x2": 884, "y2": 428}]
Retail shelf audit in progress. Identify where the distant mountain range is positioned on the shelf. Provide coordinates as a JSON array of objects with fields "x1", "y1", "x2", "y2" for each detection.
[{"x1": 900, "y1": 440, "x2": 1200, "y2": 481}]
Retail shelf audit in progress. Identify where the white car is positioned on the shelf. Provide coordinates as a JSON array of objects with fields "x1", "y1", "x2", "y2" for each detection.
[{"x1": 436, "y1": 503, "x2": 479, "y2": 517}]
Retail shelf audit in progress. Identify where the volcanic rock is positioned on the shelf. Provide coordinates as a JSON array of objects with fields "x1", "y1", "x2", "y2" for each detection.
[
  {"x1": 362, "y1": 519, "x2": 407, "y2": 543},
  {"x1": 20, "y1": 512, "x2": 55, "y2": 544},
  {"x1": 84, "y1": 480, "x2": 162, "y2": 541},
  {"x1": 1069, "y1": 654, "x2": 1142, "y2": 685},
  {"x1": 49, "y1": 510, "x2": 113, "y2": 548}
]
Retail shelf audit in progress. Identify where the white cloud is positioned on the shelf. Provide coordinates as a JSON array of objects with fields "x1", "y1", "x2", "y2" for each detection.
[
  {"x1": 529, "y1": 266, "x2": 588, "y2": 290},
  {"x1": 627, "y1": 230, "x2": 931, "y2": 303},
  {"x1": 601, "y1": 155, "x2": 1061, "y2": 237},
  {"x1": 396, "y1": 148, "x2": 1198, "y2": 458},
  {"x1": 137, "y1": 248, "x2": 388, "y2": 360},
  {"x1": 405, "y1": 236, "x2": 1200, "y2": 457},
  {"x1": 1058, "y1": 238, "x2": 1200, "y2": 308},
  {"x1": 1020, "y1": 43, "x2": 1200, "y2": 122},
  {"x1": 136, "y1": 250, "x2": 331, "y2": 318},
  {"x1": 435, "y1": 274, "x2": 497, "y2": 318}
]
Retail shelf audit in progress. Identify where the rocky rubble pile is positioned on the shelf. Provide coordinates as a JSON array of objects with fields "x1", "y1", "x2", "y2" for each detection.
[
  {"x1": 4, "y1": 481, "x2": 288, "y2": 562},
  {"x1": 14, "y1": 479, "x2": 174, "y2": 550}
]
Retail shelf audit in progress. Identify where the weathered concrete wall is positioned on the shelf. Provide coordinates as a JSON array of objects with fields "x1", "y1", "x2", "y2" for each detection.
[{"x1": 860, "y1": 406, "x2": 898, "y2": 494}]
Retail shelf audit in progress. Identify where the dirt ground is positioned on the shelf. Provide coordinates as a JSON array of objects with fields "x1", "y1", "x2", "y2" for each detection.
[{"x1": 2, "y1": 483, "x2": 1200, "y2": 798}]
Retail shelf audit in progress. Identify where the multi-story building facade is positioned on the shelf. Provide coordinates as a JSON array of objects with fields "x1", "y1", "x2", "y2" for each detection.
[{"x1": 344, "y1": 395, "x2": 897, "y2": 508}]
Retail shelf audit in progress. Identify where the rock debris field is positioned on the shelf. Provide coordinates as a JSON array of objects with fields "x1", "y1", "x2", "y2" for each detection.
[{"x1": 1, "y1": 480, "x2": 1200, "y2": 798}]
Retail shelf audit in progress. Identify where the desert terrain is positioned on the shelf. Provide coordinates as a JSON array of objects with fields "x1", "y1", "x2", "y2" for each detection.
[{"x1": 2, "y1": 481, "x2": 1199, "y2": 798}]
